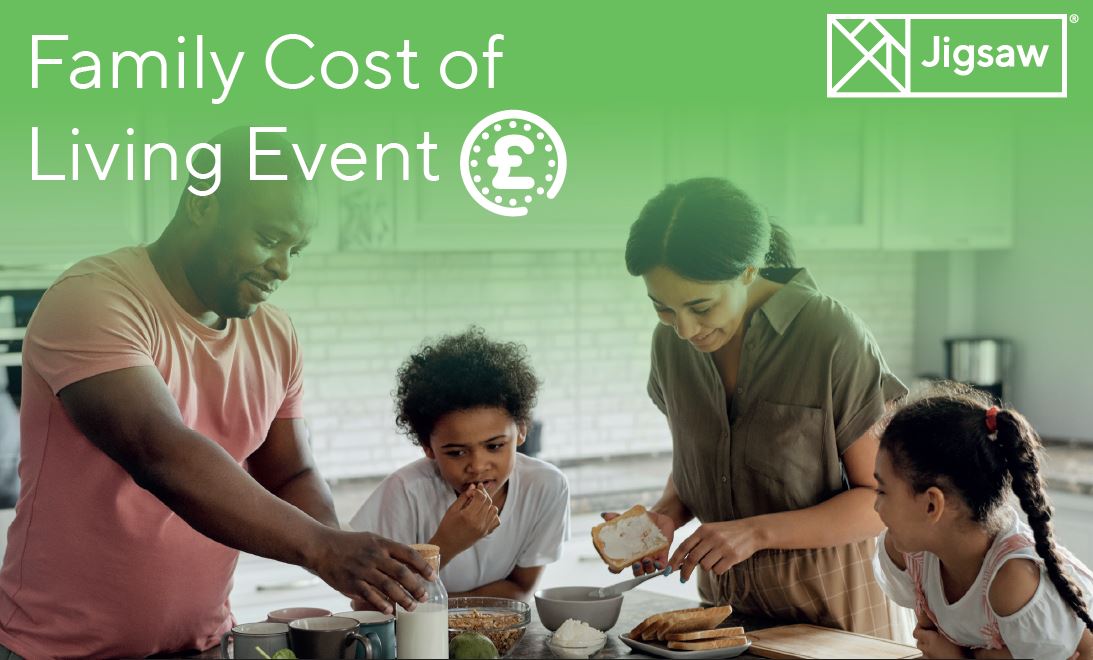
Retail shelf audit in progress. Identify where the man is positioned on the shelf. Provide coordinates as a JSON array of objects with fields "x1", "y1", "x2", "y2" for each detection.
[{"x1": 0, "y1": 128, "x2": 431, "y2": 659}]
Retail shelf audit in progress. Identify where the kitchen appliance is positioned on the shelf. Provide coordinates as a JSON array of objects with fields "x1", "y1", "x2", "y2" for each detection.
[
  {"x1": 1, "y1": 289, "x2": 48, "y2": 406},
  {"x1": 516, "y1": 419, "x2": 543, "y2": 457},
  {"x1": 0, "y1": 289, "x2": 47, "y2": 508},
  {"x1": 0, "y1": 294, "x2": 18, "y2": 372},
  {"x1": 944, "y1": 337, "x2": 1012, "y2": 403},
  {"x1": 0, "y1": 369, "x2": 17, "y2": 508}
]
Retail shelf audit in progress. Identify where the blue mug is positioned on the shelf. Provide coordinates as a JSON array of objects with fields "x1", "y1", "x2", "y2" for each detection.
[{"x1": 334, "y1": 611, "x2": 396, "y2": 660}]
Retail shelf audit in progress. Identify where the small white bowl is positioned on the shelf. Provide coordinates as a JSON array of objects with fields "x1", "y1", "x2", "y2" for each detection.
[{"x1": 547, "y1": 633, "x2": 607, "y2": 659}]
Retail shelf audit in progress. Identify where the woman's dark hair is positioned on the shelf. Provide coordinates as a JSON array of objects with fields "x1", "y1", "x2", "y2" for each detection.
[
  {"x1": 394, "y1": 327, "x2": 541, "y2": 447},
  {"x1": 881, "y1": 381, "x2": 1093, "y2": 632},
  {"x1": 624, "y1": 177, "x2": 796, "y2": 280}
]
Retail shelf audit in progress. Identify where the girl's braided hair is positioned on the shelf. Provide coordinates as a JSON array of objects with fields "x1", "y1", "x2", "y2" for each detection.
[{"x1": 881, "y1": 381, "x2": 1092, "y2": 632}]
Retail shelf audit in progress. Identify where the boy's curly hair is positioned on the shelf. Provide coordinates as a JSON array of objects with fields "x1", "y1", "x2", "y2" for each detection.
[{"x1": 395, "y1": 327, "x2": 541, "y2": 447}]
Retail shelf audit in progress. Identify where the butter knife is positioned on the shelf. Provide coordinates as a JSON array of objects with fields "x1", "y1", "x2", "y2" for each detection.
[{"x1": 588, "y1": 566, "x2": 672, "y2": 600}]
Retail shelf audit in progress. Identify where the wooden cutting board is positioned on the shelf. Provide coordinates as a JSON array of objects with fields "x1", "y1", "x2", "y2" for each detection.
[{"x1": 749, "y1": 624, "x2": 922, "y2": 659}]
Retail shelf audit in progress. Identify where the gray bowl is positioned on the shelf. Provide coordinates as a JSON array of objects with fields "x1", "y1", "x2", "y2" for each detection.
[{"x1": 533, "y1": 586, "x2": 624, "y2": 632}]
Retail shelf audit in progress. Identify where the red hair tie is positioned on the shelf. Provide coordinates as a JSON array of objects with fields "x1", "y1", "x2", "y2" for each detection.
[{"x1": 985, "y1": 406, "x2": 1000, "y2": 433}]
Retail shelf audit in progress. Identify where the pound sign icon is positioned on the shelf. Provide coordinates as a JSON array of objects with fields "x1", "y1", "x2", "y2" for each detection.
[
  {"x1": 461, "y1": 109, "x2": 567, "y2": 217},
  {"x1": 487, "y1": 134, "x2": 536, "y2": 190}
]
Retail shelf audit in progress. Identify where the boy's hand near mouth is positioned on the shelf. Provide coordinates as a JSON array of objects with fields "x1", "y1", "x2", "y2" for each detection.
[{"x1": 429, "y1": 483, "x2": 502, "y2": 567}]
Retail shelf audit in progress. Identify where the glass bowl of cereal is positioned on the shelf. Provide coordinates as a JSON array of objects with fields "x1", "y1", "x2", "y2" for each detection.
[{"x1": 448, "y1": 597, "x2": 532, "y2": 657}]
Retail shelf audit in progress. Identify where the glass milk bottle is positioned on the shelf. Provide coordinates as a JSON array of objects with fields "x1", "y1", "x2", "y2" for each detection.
[{"x1": 396, "y1": 543, "x2": 448, "y2": 659}]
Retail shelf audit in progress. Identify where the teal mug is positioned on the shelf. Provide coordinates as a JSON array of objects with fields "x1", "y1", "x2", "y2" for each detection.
[{"x1": 334, "y1": 611, "x2": 396, "y2": 660}]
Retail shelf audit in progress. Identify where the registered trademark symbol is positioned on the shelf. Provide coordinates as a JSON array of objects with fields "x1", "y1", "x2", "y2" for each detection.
[{"x1": 1070, "y1": 14, "x2": 1079, "y2": 23}]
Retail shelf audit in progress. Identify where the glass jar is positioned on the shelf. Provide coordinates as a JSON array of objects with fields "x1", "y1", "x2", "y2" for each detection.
[{"x1": 395, "y1": 543, "x2": 448, "y2": 659}]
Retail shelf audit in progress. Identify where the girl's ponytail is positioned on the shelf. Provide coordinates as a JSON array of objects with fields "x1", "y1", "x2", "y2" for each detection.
[{"x1": 995, "y1": 408, "x2": 1093, "y2": 632}]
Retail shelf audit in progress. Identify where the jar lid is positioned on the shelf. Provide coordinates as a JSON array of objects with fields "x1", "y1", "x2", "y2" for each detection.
[
  {"x1": 410, "y1": 543, "x2": 441, "y2": 571},
  {"x1": 410, "y1": 543, "x2": 440, "y2": 558}
]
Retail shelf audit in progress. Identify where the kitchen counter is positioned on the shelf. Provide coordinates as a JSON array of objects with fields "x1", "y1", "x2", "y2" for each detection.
[
  {"x1": 209, "y1": 443, "x2": 1093, "y2": 638},
  {"x1": 508, "y1": 588, "x2": 774, "y2": 660},
  {"x1": 1042, "y1": 439, "x2": 1093, "y2": 496},
  {"x1": 192, "y1": 589, "x2": 773, "y2": 659}
]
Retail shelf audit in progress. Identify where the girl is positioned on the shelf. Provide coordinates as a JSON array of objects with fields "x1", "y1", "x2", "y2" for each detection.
[
  {"x1": 873, "y1": 382, "x2": 1093, "y2": 659},
  {"x1": 349, "y1": 327, "x2": 569, "y2": 603}
]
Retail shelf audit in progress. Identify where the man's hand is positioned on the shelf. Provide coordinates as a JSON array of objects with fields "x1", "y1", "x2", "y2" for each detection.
[
  {"x1": 600, "y1": 509, "x2": 677, "y2": 576},
  {"x1": 312, "y1": 529, "x2": 435, "y2": 615},
  {"x1": 430, "y1": 484, "x2": 501, "y2": 564}
]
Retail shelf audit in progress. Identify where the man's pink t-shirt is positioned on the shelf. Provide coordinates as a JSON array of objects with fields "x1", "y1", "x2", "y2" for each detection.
[{"x1": 0, "y1": 247, "x2": 304, "y2": 659}]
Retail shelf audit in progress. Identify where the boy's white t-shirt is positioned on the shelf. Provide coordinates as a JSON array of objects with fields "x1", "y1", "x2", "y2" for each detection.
[{"x1": 348, "y1": 453, "x2": 570, "y2": 593}]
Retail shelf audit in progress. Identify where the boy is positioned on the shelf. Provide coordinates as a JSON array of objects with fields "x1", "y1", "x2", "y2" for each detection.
[{"x1": 349, "y1": 328, "x2": 569, "y2": 601}]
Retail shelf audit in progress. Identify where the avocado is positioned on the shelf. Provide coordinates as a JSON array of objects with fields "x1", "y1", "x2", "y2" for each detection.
[{"x1": 449, "y1": 632, "x2": 500, "y2": 659}]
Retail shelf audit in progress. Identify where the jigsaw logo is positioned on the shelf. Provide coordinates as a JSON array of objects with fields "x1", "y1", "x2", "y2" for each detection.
[{"x1": 827, "y1": 14, "x2": 1070, "y2": 98}]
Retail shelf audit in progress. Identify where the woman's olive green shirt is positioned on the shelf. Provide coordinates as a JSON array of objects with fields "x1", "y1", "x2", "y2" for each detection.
[{"x1": 648, "y1": 268, "x2": 907, "y2": 635}]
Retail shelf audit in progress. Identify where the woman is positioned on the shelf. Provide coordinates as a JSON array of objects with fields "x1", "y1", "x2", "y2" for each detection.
[{"x1": 614, "y1": 177, "x2": 907, "y2": 637}]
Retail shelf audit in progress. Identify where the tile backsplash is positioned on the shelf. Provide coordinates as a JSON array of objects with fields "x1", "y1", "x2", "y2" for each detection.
[
  {"x1": 1, "y1": 249, "x2": 913, "y2": 481},
  {"x1": 272, "y1": 249, "x2": 914, "y2": 480}
]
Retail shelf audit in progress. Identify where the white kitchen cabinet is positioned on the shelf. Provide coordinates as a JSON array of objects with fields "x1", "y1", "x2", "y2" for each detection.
[
  {"x1": 665, "y1": 107, "x2": 1017, "y2": 253},
  {"x1": 379, "y1": 111, "x2": 666, "y2": 252},
  {"x1": 734, "y1": 109, "x2": 880, "y2": 251},
  {"x1": 665, "y1": 108, "x2": 881, "y2": 251},
  {"x1": 3, "y1": 118, "x2": 154, "y2": 269},
  {"x1": 3, "y1": 171, "x2": 144, "y2": 268},
  {"x1": 4, "y1": 112, "x2": 1020, "y2": 263},
  {"x1": 317, "y1": 108, "x2": 1015, "y2": 254},
  {"x1": 2, "y1": 116, "x2": 347, "y2": 270},
  {"x1": 877, "y1": 113, "x2": 1015, "y2": 250},
  {"x1": 665, "y1": 110, "x2": 731, "y2": 183}
]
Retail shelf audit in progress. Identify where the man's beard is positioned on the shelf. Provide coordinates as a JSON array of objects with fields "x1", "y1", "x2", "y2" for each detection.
[{"x1": 184, "y1": 241, "x2": 250, "y2": 319}]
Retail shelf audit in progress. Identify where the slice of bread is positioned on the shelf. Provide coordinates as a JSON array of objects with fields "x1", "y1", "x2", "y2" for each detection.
[
  {"x1": 591, "y1": 505, "x2": 670, "y2": 572},
  {"x1": 628, "y1": 607, "x2": 705, "y2": 640},
  {"x1": 666, "y1": 626, "x2": 745, "y2": 641},
  {"x1": 667, "y1": 635, "x2": 749, "y2": 651},
  {"x1": 644, "y1": 605, "x2": 733, "y2": 641}
]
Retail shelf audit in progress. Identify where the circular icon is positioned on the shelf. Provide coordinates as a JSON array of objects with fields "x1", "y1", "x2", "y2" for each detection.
[{"x1": 461, "y1": 109, "x2": 567, "y2": 217}]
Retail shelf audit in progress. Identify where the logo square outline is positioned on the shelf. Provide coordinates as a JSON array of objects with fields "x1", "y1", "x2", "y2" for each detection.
[{"x1": 826, "y1": 13, "x2": 1068, "y2": 99}]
